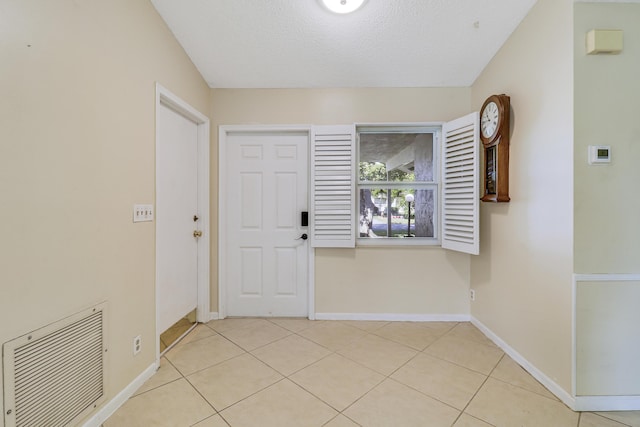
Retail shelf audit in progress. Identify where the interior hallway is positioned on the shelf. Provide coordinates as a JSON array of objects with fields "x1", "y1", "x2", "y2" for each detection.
[{"x1": 106, "y1": 319, "x2": 640, "y2": 426}]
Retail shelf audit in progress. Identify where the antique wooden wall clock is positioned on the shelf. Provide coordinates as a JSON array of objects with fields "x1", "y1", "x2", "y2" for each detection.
[{"x1": 479, "y1": 94, "x2": 511, "y2": 202}]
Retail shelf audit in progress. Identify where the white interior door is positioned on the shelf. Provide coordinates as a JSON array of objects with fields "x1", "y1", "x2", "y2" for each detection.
[
  {"x1": 156, "y1": 102, "x2": 199, "y2": 334},
  {"x1": 225, "y1": 130, "x2": 309, "y2": 317}
]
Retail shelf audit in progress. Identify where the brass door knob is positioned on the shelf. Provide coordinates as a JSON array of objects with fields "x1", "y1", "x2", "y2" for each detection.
[{"x1": 193, "y1": 230, "x2": 203, "y2": 238}]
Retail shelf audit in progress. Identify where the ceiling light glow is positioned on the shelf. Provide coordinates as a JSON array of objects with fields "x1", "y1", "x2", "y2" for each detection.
[{"x1": 321, "y1": 0, "x2": 366, "y2": 14}]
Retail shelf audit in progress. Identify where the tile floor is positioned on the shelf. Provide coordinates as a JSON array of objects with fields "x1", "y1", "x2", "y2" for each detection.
[{"x1": 105, "y1": 319, "x2": 640, "y2": 427}]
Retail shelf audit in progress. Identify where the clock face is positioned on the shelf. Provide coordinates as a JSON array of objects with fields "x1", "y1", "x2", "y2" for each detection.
[{"x1": 481, "y1": 101, "x2": 500, "y2": 139}]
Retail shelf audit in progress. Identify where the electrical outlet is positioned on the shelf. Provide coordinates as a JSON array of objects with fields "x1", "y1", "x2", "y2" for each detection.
[
  {"x1": 470, "y1": 289, "x2": 476, "y2": 301},
  {"x1": 133, "y1": 335, "x2": 142, "y2": 356}
]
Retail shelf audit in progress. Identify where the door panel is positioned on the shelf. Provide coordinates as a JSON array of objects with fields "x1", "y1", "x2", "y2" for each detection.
[
  {"x1": 226, "y1": 131, "x2": 308, "y2": 317},
  {"x1": 156, "y1": 103, "x2": 199, "y2": 334}
]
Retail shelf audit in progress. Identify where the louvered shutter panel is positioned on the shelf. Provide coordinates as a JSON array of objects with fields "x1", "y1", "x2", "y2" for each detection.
[
  {"x1": 310, "y1": 125, "x2": 356, "y2": 248},
  {"x1": 441, "y1": 112, "x2": 480, "y2": 255}
]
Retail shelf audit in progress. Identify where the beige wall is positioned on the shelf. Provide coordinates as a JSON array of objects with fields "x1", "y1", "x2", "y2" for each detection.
[
  {"x1": 574, "y1": 3, "x2": 640, "y2": 273},
  {"x1": 470, "y1": 0, "x2": 574, "y2": 393},
  {"x1": 211, "y1": 88, "x2": 472, "y2": 316},
  {"x1": 0, "y1": 1, "x2": 210, "y2": 424}
]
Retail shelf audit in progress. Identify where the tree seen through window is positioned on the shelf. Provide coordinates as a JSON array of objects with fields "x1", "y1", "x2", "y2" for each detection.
[{"x1": 358, "y1": 132, "x2": 435, "y2": 239}]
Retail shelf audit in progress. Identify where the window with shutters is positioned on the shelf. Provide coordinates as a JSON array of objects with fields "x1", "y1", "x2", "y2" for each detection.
[
  {"x1": 311, "y1": 113, "x2": 479, "y2": 254},
  {"x1": 357, "y1": 126, "x2": 439, "y2": 244}
]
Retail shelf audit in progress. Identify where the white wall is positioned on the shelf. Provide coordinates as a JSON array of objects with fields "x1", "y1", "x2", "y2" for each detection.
[
  {"x1": 574, "y1": 2, "x2": 640, "y2": 274},
  {"x1": 573, "y1": 1, "x2": 640, "y2": 400},
  {"x1": 470, "y1": 0, "x2": 574, "y2": 393},
  {"x1": 211, "y1": 88, "x2": 473, "y2": 317},
  {"x1": 0, "y1": 1, "x2": 210, "y2": 424}
]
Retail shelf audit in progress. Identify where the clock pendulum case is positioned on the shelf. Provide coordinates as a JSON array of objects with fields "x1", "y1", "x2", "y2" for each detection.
[{"x1": 479, "y1": 94, "x2": 511, "y2": 203}]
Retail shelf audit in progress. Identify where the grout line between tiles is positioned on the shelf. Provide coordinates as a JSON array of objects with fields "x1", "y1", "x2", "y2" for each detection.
[
  {"x1": 451, "y1": 353, "x2": 504, "y2": 427},
  {"x1": 488, "y1": 374, "x2": 565, "y2": 404},
  {"x1": 123, "y1": 320, "x2": 640, "y2": 426}
]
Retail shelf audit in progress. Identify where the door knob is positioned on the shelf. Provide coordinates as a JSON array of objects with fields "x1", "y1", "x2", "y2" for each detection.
[
  {"x1": 193, "y1": 230, "x2": 203, "y2": 238},
  {"x1": 296, "y1": 233, "x2": 308, "y2": 240}
]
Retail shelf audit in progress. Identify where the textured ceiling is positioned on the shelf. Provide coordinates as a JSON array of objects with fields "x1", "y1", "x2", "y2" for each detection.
[{"x1": 151, "y1": 0, "x2": 539, "y2": 88}]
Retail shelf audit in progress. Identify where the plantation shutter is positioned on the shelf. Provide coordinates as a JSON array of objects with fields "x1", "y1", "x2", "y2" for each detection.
[
  {"x1": 441, "y1": 112, "x2": 480, "y2": 255},
  {"x1": 310, "y1": 125, "x2": 356, "y2": 248}
]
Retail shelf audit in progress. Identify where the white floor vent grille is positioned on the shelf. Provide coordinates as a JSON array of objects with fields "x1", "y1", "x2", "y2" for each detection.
[{"x1": 3, "y1": 303, "x2": 107, "y2": 427}]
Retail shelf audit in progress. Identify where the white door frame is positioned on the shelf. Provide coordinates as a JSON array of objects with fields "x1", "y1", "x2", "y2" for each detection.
[
  {"x1": 218, "y1": 125, "x2": 315, "y2": 320},
  {"x1": 155, "y1": 83, "x2": 210, "y2": 362}
]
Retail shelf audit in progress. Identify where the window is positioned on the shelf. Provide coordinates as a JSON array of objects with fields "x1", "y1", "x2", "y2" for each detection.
[
  {"x1": 357, "y1": 127, "x2": 439, "y2": 244},
  {"x1": 311, "y1": 113, "x2": 479, "y2": 254}
]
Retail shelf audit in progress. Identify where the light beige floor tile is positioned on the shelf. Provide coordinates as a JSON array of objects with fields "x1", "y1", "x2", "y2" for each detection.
[
  {"x1": 104, "y1": 378, "x2": 214, "y2": 427},
  {"x1": 133, "y1": 357, "x2": 182, "y2": 397},
  {"x1": 173, "y1": 323, "x2": 216, "y2": 347},
  {"x1": 252, "y1": 334, "x2": 331, "y2": 376},
  {"x1": 424, "y1": 335, "x2": 503, "y2": 375},
  {"x1": 338, "y1": 333, "x2": 417, "y2": 376},
  {"x1": 491, "y1": 355, "x2": 557, "y2": 400},
  {"x1": 339, "y1": 320, "x2": 389, "y2": 332},
  {"x1": 218, "y1": 319, "x2": 291, "y2": 351},
  {"x1": 446, "y1": 323, "x2": 498, "y2": 348},
  {"x1": 193, "y1": 414, "x2": 230, "y2": 427},
  {"x1": 465, "y1": 378, "x2": 578, "y2": 427},
  {"x1": 581, "y1": 413, "x2": 629, "y2": 427},
  {"x1": 344, "y1": 379, "x2": 461, "y2": 427},
  {"x1": 220, "y1": 379, "x2": 337, "y2": 427},
  {"x1": 187, "y1": 353, "x2": 283, "y2": 410},
  {"x1": 596, "y1": 411, "x2": 640, "y2": 427},
  {"x1": 267, "y1": 317, "x2": 319, "y2": 332},
  {"x1": 391, "y1": 353, "x2": 486, "y2": 410},
  {"x1": 372, "y1": 321, "x2": 443, "y2": 350},
  {"x1": 298, "y1": 321, "x2": 368, "y2": 351},
  {"x1": 290, "y1": 353, "x2": 385, "y2": 411},
  {"x1": 453, "y1": 413, "x2": 495, "y2": 427},
  {"x1": 205, "y1": 317, "x2": 261, "y2": 333},
  {"x1": 419, "y1": 321, "x2": 459, "y2": 335},
  {"x1": 165, "y1": 334, "x2": 245, "y2": 376},
  {"x1": 323, "y1": 414, "x2": 361, "y2": 427}
]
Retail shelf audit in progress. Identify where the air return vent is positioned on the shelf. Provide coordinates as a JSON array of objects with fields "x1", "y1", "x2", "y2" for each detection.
[{"x1": 3, "y1": 303, "x2": 107, "y2": 427}]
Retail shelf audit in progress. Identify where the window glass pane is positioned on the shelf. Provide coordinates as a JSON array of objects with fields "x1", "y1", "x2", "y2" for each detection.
[
  {"x1": 359, "y1": 188, "x2": 434, "y2": 238},
  {"x1": 359, "y1": 133, "x2": 434, "y2": 183}
]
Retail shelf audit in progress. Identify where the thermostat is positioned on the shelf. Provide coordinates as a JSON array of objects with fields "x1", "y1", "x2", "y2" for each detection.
[{"x1": 588, "y1": 145, "x2": 611, "y2": 164}]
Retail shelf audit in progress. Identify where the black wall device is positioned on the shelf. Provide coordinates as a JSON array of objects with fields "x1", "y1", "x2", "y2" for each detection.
[{"x1": 301, "y1": 211, "x2": 308, "y2": 227}]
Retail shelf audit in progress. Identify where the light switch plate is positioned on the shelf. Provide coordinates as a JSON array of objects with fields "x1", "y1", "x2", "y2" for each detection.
[{"x1": 133, "y1": 204, "x2": 154, "y2": 222}]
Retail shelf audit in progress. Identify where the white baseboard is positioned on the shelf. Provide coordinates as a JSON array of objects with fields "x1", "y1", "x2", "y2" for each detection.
[
  {"x1": 82, "y1": 362, "x2": 157, "y2": 427},
  {"x1": 470, "y1": 316, "x2": 577, "y2": 410},
  {"x1": 315, "y1": 313, "x2": 470, "y2": 322},
  {"x1": 573, "y1": 395, "x2": 640, "y2": 412},
  {"x1": 209, "y1": 312, "x2": 220, "y2": 321}
]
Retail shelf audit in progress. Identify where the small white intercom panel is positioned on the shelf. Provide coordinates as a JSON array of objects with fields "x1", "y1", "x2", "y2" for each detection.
[{"x1": 588, "y1": 145, "x2": 611, "y2": 165}]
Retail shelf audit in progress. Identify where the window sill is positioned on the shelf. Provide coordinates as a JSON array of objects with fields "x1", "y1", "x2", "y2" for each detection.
[{"x1": 356, "y1": 237, "x2": 441, "y2": 248}]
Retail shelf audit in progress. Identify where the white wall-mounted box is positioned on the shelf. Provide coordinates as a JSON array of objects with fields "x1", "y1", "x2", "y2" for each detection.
[
  {"x1": 588, "y1": 145, "x2": 611, "y2": 165},
  {"x1": 586, "y1": 29, "x2": 623, "y2": 55}
]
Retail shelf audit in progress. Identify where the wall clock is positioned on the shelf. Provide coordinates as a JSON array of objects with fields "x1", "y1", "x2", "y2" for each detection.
[{"x1": 479, "y1": 94, "x2": 511, "y2": 203}]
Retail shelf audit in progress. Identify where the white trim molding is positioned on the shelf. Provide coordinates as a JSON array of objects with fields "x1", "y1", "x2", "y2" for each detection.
[
  {"x1": 572, "y1": 273, "x2": 640, "y2": 411},
  {"x1": 471, "y1": 316, "x2": 576, "y2": 410},
  {"x1": 81, "y1": 362, "x2": 157, "y2": 427},
  {"x1": 573, "y1": 396, "x2": 640, "y2": 412},
  {"x1": 316, "y1": 313, "x2": 470, "y2": 322}
]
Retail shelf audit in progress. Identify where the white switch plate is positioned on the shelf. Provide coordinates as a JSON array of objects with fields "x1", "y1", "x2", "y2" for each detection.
[{"x1": 133, "y1": 204, "x2": 154, "y2": 222}]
